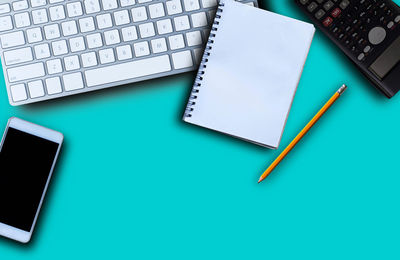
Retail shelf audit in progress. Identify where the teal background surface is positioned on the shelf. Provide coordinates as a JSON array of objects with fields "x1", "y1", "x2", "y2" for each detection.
[{"x1": 1, "y1": 1, "x2": 400, "y2": 259}]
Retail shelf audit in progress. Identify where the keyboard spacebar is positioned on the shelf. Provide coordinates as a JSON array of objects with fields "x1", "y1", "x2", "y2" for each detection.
[{"x1": 85, "y1": 55, "x2": 172, "y2": 87}]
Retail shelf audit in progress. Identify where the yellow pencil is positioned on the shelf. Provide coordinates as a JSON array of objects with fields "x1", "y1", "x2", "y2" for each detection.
[{"x1": 258, "y1": 84, "x2": 348, "y2": 183}]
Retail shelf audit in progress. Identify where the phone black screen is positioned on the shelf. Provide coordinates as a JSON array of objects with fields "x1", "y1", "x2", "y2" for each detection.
[{"x1": 0, "y1": 127, "x2": 59, "y2": 232}]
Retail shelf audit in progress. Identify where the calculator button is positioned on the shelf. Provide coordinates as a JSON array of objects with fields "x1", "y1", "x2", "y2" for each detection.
[
  {"x1": 315, "y1": 9, "x2": 325, "y2": 19},
  {"x1": 357, "y1": 53, "x2": 365, "y2": 61},
  {"x1": 331, "y1": 8, "x2": 341, "y2": 18},
  {"x1": 339, "y1": 0, "x2": 350, "y2": 10},
  {"x1": 368, "y1": 26, "x2": 386, "y2": 45},
  {"x1": 387, "y1": 21, "x2": 394, "y2": 29},
  {"x1": 300, "y1": 0, "x2": 309, "y2": 5},
  {"x1": 395, "y1": 15, "x2": 400, "y2": 23},
  {"x1": 323, "y1": 16, "x2": 333, "y2": 27},
  {"x1": 307, "y1": 2, "x2": 318, "y2": 12},
  {"x1": 364, "y1": 45, "x2": 371, "y2": 53},
  {"x1": 323, "y1": 1, "x2": 334, "y2": 11}
]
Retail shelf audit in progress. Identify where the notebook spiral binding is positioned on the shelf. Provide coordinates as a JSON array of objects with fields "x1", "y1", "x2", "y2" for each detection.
[{"x1": 183, "y1": 2, "x2": 225, "y2": 118}]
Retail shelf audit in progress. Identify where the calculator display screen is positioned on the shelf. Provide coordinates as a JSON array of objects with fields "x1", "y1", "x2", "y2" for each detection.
[
  {"x1": 370, "y1": 36, "x2": 400, "y2": 79},
  {"x1": 0, "y1": 128, "x2": 59, "y2": 232}
]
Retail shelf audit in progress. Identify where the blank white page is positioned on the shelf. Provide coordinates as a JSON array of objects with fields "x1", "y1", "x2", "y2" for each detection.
[{"x1": 184, "y1": 0, "x2": 315, "y2": 149}]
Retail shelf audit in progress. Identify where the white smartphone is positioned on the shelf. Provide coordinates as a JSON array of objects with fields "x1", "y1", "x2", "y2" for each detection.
[{"x1": 0, "y1": 117, "x2": 63, "y2": 243}]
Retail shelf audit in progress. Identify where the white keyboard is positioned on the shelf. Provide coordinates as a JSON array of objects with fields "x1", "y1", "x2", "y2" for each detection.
[{"x1": 0, "y1": 0, "x2": 258, "y2": 105}]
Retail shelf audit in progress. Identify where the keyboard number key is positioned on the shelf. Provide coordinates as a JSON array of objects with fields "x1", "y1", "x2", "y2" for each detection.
[
  {"x1": 32, "y1": 9, "x2": 49, "y2": 24},
  {"x1": 84, "y1": 0, "x2": 101, "y2": 14},
  {"x1": 67, "y1": 2, "x2": 83, "y2": 17}
]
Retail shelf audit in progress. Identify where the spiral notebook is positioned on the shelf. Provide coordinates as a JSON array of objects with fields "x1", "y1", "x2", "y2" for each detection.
[{"x1": 183, "y1": 0, "x2": 315, "y2": 149}]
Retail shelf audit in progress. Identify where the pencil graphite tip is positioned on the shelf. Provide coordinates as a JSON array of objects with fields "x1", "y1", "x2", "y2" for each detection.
[{"x1": 258, "y1": 176, "x2": 264, "y2": 183}]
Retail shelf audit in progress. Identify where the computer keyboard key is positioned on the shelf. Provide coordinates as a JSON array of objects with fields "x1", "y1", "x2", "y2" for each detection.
[
  {"x1": 0, "y1": 16, "x2": 13, "y2": 32},
  {"x1": 69, "y1": 36, "x2": 85, "y2": 52},
  {"x1": 120, "y1": 0, "x2": 135, "y2": 7},
  {"x1": 67, "y1": 2, "x2": 83, "y2": 17},
  {"x1": 186, "y1": 30, "x2": 202, "y2": 46},
  {"x1": 31, "y1": 0, "x2": 47, "y2": 8},
  {"x1": 174, "y1": 15, "x2": 190, "y2": 31},
  {"x1": 14, "y1": 12, "x2": 31, "y2": 28},
  {"x1": 81, "y1": 52, "x2": 98, "y2": 67},
  {"x1": 131, "y1": 6, "x2": 148, "y2": 22},
  {"x1": 102, "y1": 0, "x2": 118, "y2": 11},
  {"x1": 184, "y1": 0, "x2": 200, "y2": 12},
  {"x1": 28, "y1": 80, "x2": 45, "y2": 98},
  {"x1": 99, "y1": 48, "x2": 115, "y2": 64},
  {"x1": 151, "y1": 38, "x2": 168, "y2": 53},
  {"x1": 45, "y1": 77, "x2": 63, "y2": 95},
  {"x1": 172, "y1": 50, "x2": 193, "y2": 69},
  {"x1": 27, "y1": 27, "x2": 43, "y2": 43},
  {"x1": 166, "y1": 0, "x2": 183, "y2": 15},
  {"x1": 32, "y1": 9, "x2": 49, "y2": 24},
  {"x1": 64, "y1": 55, "x2": 80, "y2": 71},
  {"x1": 116, "y1": 45, "x2": 132, "y2": 60},
  {"x1": 202, "y1": 0, "x2": 217, "y2": 8},
  {"x1": 191, "y1": 12, "x2": 207, "y2": 28},
  {"x1": 46, "y1": 59, "x2": 63, "y2": 74},
  {"x1": 13, "y1": 0, "x2": 28, "y2": 11},
  {"x1": 0, "y1": 4, "x2": 11, "y2": 14},
  {"x1": 133, "y1": 41, "x2": 150, "y2": 57},
  {"x1": 10, "y1": 84, "x2": 27, "y2": 102},
  {"x1": 44, "y1": 24, "x2": 61, "y2": 40},
  {"x1": 85, "y1": 55, "x2": 172, "y2": 87},
  {"x1": 7, "y1": 62, "x2": 45, "y2": 82},
  {"x1": 79, "y1": 17, "x2": 95, "y2": 32},
  {"x1": 149, "y1": 3, "x2": 166, "y2": 19},
  {"x1": 114, "y1": 10, "x2": 130, "y2": 25},
  {"x1": 63, "y1": 72, "x2": 84, "y2": 91},
  {"x1": 4, "y1": 47, "x2": 33, "y2": 66},
  {"x1": 84, "y1": 0, "x2": 101, "y2": 14},
  {"x1": 34, "y1": 43, "x2": 51, "y2": 59}
]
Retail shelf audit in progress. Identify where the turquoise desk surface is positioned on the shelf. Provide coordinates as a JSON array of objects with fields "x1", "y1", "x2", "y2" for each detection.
[{"x1": 1, "y1": 1, "x2": 400, "y2": 259}]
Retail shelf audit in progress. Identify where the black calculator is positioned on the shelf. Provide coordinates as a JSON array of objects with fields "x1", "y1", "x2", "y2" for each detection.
[{"x1": 295, "y1": 0, "x2": 400, "y2": 98}]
